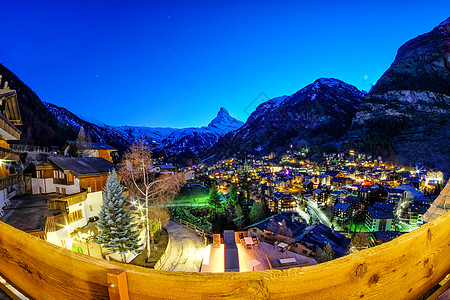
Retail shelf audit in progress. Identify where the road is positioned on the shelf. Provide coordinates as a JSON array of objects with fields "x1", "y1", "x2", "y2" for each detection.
[
  {"x1": 158, "y1": 221, "x2": 205, "y2": 272},
  {"x1": 305, "y1": 199, "x2": 332, "y2": 227}
]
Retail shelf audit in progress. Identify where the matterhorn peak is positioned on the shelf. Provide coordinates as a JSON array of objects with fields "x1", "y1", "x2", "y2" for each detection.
[{"x1": 207, "y1": 107, "x2": 244, "y2": 133}]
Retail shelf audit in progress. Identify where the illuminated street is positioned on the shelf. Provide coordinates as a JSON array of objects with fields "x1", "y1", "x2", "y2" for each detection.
[
  {"x1": 305, "y1": 199, "x2": 332, "y2": 227},
  {"x1": 158, "y1": 221, "x2": 206, "y2": 272}
]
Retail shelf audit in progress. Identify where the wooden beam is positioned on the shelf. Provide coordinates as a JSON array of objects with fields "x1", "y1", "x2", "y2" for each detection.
[{"x1": 107, "y1": 270, "x2": 129, "y2": 300}]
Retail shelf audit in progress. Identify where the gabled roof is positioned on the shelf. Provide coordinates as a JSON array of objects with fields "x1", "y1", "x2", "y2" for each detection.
[
  {"x1": 48, "y1": 156, "x2": 118, "y2": 177},
  {"x1": 367, "y1": 202, "x2": 394, "y2": 220},
  {"x1": 246, "y1": 214, "x2": 307, "y2": 237},
  {"x1": 299, "y1": 223, "x2": 350, "y2": 258},
  {"x1": 334, "y1": 202, "x2": 350, "y2": 212},
  {"x1": 0, "y1": 86, "x2": 22, "y2": 126}
]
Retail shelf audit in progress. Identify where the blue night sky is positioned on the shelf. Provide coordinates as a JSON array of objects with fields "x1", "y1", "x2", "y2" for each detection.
[{"x1": 1, "y1": 1, "x2": 449, "y2": 128}]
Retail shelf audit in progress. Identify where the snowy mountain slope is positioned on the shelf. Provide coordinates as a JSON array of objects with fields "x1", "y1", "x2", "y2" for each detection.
[{"x1": 45, "y1": 103, "x2": 243, "y2": 155}]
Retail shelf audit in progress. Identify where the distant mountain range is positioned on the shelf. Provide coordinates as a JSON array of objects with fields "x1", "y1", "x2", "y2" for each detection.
[
  {"x1": 45, "y1": 102, "x2": 243, "y2": 156},
  {"x1": 1, "y1": 16, "x2": 449, "y2": 172}
]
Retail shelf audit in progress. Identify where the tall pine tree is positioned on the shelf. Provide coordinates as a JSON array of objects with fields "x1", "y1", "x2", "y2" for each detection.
[
  {"x1": 97, "y1": 169, "x2": 141, "y2": 263},
  {"x1": 209, "y1": 182, "x2": 221, "y2": 213}
]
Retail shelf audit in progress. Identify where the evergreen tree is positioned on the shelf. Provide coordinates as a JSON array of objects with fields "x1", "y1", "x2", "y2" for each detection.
[
  {"x1": 97, "y1": 170, "x2": 141, "y2": 263},
  {"x1": 277, "y1": 219, "x2": 293, "y2": 238},
  {"x1": 324, "y1": 243, "x2": 336, "y2": 260},
  {"x1": 237, "y1": 191, "x2": 247, "y2": 207},
  {"x1": 234, "y1": 204, "x2": 244, "y2": 230},
  {"x1": 249, "y1": 199, "x2": 266, "y2": 224},
  {"x1": 209, "y1": 182, "x2": 221, "y2": 213},
  {"x1": 229, "y1": 185, "x2": 238, "y2": 205},
  {"x1": 316, "y1": 243, "x2": 335, "y2": 263},
  {"x1": 267, "y1": 218, "x2": 279, "y2": 234}
]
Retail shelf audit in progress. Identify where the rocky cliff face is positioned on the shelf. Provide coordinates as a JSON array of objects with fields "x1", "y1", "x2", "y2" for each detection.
[
  {"x1": 371, "y1": 17, "x2": 450, "y2": 95},
  {"x1": 349, "y1": 17, "x2": 450, "y2": 172}
]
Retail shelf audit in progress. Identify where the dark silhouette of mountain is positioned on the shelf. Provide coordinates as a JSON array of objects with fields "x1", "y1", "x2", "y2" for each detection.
[
  {"x1": 349, "y1": 17, "x2": 450, "y2": 172},
  {"x1": 210, "y1": 78, "x2": 366, "y2": 158},
  {"x1": 0, "y1": 63, "x2": 76, "y2": 147}
]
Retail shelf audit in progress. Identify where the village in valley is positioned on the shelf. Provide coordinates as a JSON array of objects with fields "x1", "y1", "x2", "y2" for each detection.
[{"x1": 0, "y1": 79, "x2": 448, "y2": 275}]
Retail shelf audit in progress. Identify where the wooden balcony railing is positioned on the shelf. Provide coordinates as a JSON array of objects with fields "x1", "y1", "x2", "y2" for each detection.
[
  {"x1": 44, "y1": 213, "x2": 67, "y2": 233},
  {"x1": 0, "y1": 174, "x2": 20, "y2": 190},
  {"x1": 0, "y1": 211, "x2": 449, "y2": 299},
  {"x1": 53, "y1": 177, "x2": 75, "y2": 186},
  {"x1": 48, "y1": 190, "x2": 87, "y2": 209}
]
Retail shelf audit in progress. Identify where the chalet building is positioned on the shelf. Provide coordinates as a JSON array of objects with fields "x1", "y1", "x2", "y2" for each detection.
[
  {"x1": 246, "y1": 214, "x2": 307, "y2": 244},
  {"x1": 312, "y1": 189, "x2": 327, "y2": 206},
  {"x1": 334, "y1": 202, "x2": 351, "y2": 221},
  {"x1": 0, "y1": 76, "x2": 22, "y2": 216},
  {"x1": 365, "y1": 203, "x2": 395, "y2": 232},
  {"x1": 408, "y1": 202, "x2": 430, "y2": 226},
  {"x1": 272, "y1": 192, "x2": 296, "y2": 212},
  {"x1": 330, "y1": 177, "x2": 353, "y2": 188},
  {"x1": 296, "y1": 223, "x2": 350, "y2": 259},
  {"x1": 23, "y1": 156, "x2": 118, "y2": 247},
  {"x1": 63, "y1": 141, "x2": 118, "y2": 163},
  {"x1": 329, "y1": 190, "x2": 346, "y2": 205},
  {"x1": 149, "y1": 164, "x2": 176, "y2": 175},
  {"x1": 316, "y1": 174, "x2": 331, "y2": 186}
]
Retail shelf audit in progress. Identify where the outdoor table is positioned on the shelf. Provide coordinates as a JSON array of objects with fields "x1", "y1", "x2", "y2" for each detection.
[
  {"x1": 244, "y1": 237, "x2": 254, "y2": 245},
  {"x1": 277, "y1": 242, "x2": 289, "y2": 251},
  {"x1": 248, "y1": 259, "x2": 261, "y2": 271}
]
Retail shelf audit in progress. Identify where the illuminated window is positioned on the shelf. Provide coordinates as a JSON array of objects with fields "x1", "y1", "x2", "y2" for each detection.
[{"x1": 68, "y1": 209, "x2": 83, "y2": 223}]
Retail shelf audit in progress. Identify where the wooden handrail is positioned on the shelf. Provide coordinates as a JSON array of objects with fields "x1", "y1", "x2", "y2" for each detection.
[{"x1": 0, "y1": 212, "x2": 449, "y2": 299}]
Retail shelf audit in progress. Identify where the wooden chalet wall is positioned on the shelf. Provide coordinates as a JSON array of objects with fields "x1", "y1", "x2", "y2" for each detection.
[
  {"x1": 79, "y1": 175, "x2": 108, "y2": 193},
  {"x1": 0, "y1": 211, "x2": 449, "y2": 299},
  {"x1": 98, "y1": 150, "x2": 113, "y2": 162}
]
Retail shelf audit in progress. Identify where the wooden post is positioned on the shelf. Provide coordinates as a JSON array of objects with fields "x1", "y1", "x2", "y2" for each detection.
[{"x1": 107, "y1": 269, "x2": 129, "y2": 300}]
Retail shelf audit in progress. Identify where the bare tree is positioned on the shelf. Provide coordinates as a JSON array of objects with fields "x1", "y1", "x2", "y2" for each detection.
[
  {"x1": 120, "y1": 141, "x2": 185, "y2": 262},
  {"x1": 76, "y1": 127, "x2": 92, "y2": 157},
  {"x1": 351, "y1": 232, "x2": 370, "y2": 252}
]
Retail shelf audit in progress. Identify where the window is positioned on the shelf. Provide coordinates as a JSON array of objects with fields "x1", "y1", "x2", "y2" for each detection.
[
  {"x1": 36, "y1": 170, "x2": 42, "y2": 178},
  {"x1": 53, "y1": 170, "x2": 58, "y2": 178},
  {"x1": 62, "y1": 188, "x2": 66, "y2": 195},
  {"x1": 89, "y1": 205, "x2": 93, "y2": 212},
  {"x1": 87, "y1": 187, "x2": 92, "y2": 193},
  {"x1": 302, "y1": 250, "x2": 307, "y2": 254},
  {"x1": 68, "y1": 209, "x2": 83, "y2": 223},
  {"x1": 56, "y1": 187, "x2": 60, "y2": 194}
]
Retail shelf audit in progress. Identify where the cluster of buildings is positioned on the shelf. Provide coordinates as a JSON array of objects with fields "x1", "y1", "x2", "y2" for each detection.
[{"x1": 194, "y1": 148, "x2": 447, "y2": 258}]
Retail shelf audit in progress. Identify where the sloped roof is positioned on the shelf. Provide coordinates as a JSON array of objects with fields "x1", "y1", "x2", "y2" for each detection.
[
  {"x1": 423, "y1": 180, "x2": 450, "y2": 222},
  {"x1": 334, "y1": 202, "x2": 350, "y2": 212},
  {"x1": 48, "y1": 156, "x2": 118, "y2": 176}
]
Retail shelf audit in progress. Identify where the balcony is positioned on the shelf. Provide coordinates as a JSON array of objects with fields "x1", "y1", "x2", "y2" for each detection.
[
  {"x1": 0, "y1": 110, "x2": 21, "y2": 141},
  {"x1": 0, "y1": 174, "x2": 20, "y2": 191},
  {"x1": 0, "y1": 210, "x2": 448, "y2": 299},
  {"x1": 47, "y1": 190, "x2": 87, "y2": 210},
  {"x1": 44, "y1": 213, "x2": 67, "y2": 233},
  {"x1": 53, "y1": 177, "x2": 75, "y2": 186}
]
